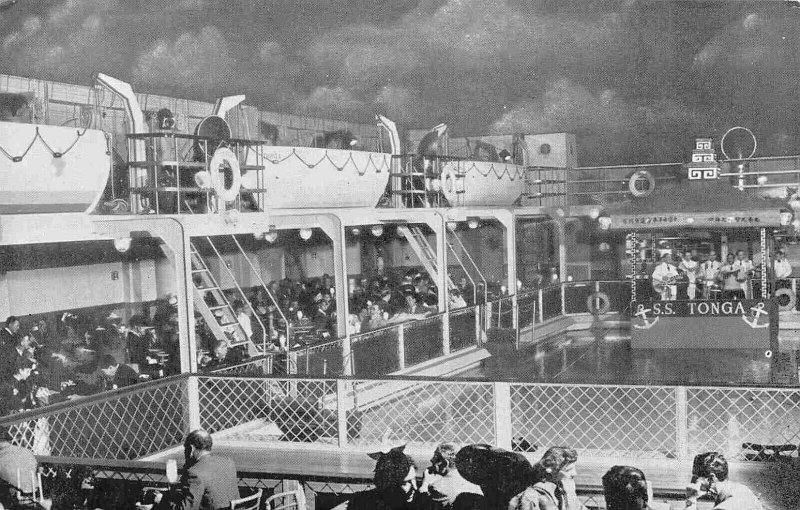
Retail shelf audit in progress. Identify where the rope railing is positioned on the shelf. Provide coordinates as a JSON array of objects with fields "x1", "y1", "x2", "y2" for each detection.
[
  {"x1": 0, "y1": 125, "x2": 93, "y2": 162},
  {"x1": 245, "y1": 145, "x2": 391, "y2": 175}
]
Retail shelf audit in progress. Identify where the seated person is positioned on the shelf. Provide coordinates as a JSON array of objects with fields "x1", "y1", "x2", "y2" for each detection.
[
  {"x1": 455, "y1": 444, "x2": 535, "y2": 509},
  {"x1": 419, "y1": 443, "x2": 483, "y2": 508},
  {"x1": 449, "y1": 289, "x2": 467, "y2": 310},
  {"x1": 75, "y1": 355, "x2": 139, "y2": 394},
  {"x1": 601, "y1": 465, "x2": 670, "y2": 510},
  {"x1": 508, "y1": 446, "x2": 580, "y2": 510},
  {"x1": 348, "y1": 445, "x2": 436, "y2": 510},
  {"x1": 0, "y1": 358, "x2": 38, "y2": 415},
  {"x1": 685, "y1": 452, "x2": 763, "y2": 509}
]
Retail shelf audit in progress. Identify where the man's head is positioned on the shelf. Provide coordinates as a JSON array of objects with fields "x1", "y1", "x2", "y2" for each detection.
[
  {"x1": 708, "y1": 250, "x2": 717, "y2": 261},
  {"x1": 726, "y1": 253, "x2": 736, "y2": 264},
  {"x1": 430, "y1": 443, "x2": 458, "y2": 476},
  {"x1": 536, "y1": 446, "x2": 578, "y2": 483},
  {"x1": 98, "y1": 354, "x2": 120, "y2": 377},
  {"x1": 5, "y1": 316, "x2": 19, "y2": 333},
  {"x1": 602, "y1": 465, "x2": 649, "y2": 510},
  {"x1": 184, "y1": 429, "x2": 213, "y2": 463},
  {"x1": 691, "y1": 452, "x2": 728, "y2": 494},
  {"x1": 683, "y1": 251, "x2": 692, "y2": 260},
  {"x1": 777, "y1": 250, "x2": 785, "y2": 260},
  {"x1": 369, "y1": 445, "x2": 417, "y2": 498},
  {"x1": 736, "y1": 250, "x2": 747, "y2": 261},
  {"x1": 660, "y1": 253, "x2": 671, "y2": 264}
]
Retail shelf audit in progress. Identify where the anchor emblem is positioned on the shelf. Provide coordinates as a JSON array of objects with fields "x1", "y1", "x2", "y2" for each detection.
[
  {"x1": 632, "y1": 305, "x2": 660, "y2": 330},
  {"x1": 742, "y1": 302, "x2": 769, "y2": 329}
]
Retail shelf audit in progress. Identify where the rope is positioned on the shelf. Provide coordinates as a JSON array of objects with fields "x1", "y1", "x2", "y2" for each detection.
[
  {"x1": 452, "y1": 160, "x2": 526, "y2": 181},
  {"x1": 248, "y1": 145, "x2": 391, "y2": 175},
  {"x1": 0, "y1": 126, "x2": 89, "y2": 161}
]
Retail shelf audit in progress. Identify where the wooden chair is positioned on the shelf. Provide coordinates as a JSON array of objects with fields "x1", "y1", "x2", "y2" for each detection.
[
  {"x1": 230, "y1": 489, "x2": 262, "y2": 510},
  {"x1": 263, "y1": 489, "x2": 306, "y2": 510}
]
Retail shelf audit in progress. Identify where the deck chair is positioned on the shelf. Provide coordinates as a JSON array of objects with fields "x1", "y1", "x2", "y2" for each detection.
[
  {"x1": 263, "y1": 489, "x2": 306, "y2": 510},
  {"x1": 0, "y1": 469, "x2": 49, "y2": 509},
  {"x1": 230, "y1": 489, "x2": 262, "y2": 510}
]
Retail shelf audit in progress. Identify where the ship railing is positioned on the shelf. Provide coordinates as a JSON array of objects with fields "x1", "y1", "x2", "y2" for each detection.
[
  {"x1": 2, "y1": 371, "x2": 799, "y2": 465},
  {"x1": 116, "y1": 132, "x2": 268, "y2": 215}
]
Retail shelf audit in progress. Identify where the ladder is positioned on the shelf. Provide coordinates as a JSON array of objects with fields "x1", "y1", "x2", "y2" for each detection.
[
  {"x1": 189, "y1": 242, "x2": 259, "y2": 355},
  {"x1": 446, "y1": 228, "x2": 488, "y2": 304},
  {"x1": 397, "y1": 225, "x2": 458, "y2": 292}
]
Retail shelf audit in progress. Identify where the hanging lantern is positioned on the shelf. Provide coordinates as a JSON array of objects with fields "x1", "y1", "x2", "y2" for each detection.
[
  {"x1": 299, "y1": 228, "x2": 313, "y2": 241},
  {"x1": 113, "y1": 237, "x2": 132, "y2": 253},
  {"x1": 371, "y1": 225, "x2": 384, "y2": 237},
  {"x1": 265, "y1": 231, "x2": 278, "y2": 243}
]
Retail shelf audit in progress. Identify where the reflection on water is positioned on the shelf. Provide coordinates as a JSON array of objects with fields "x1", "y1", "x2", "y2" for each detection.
[{"x1": 477, "y1": 324, "x2": 789, "y2": 386}]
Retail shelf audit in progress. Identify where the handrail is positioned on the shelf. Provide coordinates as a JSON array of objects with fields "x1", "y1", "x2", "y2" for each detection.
[
  {"x1": 229, "y1": 234, "x2": 291, "y2": 344},
  {"x1": 446, "y1": 228, "x2": 488, "y2": 304}
]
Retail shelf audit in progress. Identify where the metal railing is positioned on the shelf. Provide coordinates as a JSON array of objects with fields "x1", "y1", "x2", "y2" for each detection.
[{"x1": 6, "y1": 372, "x2": 798, "y2": 465}]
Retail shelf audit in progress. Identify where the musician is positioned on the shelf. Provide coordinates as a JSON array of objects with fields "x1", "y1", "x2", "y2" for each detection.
[
  {"x1": 734, "y1": 250, "x2": 755, "y2": 299},
  {"x1": 652, "y1": 253, "x2": 679, "y2": 301},
  {"x1": 774, "y1": 249, "x2": 793, "y2": 290},
  {"x1": 720, "y1": 253, "x2": 745, "y2": 300},
  {"x1": 700, "y1": 251, "x2": 721, "y2": 299},
  {"x1": 679, "y1": 251, "x2": 700, "y2": 300}
]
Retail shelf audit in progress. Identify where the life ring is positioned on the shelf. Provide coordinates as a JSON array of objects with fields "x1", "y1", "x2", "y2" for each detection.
[
  {"x1": 629, "y1": 170, "x2": 655, "y2": 197},
  {"x1": 208, "y1": 147, "x2": 241, "y2": 203},
  {"x1": 774, "y1": 288, "x2": 796, "y2": 311},
  {"x1": 587, "y1": 291, "x2": 611, "y2": 315}
]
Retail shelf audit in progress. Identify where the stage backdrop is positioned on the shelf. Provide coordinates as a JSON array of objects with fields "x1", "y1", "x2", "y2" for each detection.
[{"x1": 630, "y1": 299, "x2": 778, "y2": 350}]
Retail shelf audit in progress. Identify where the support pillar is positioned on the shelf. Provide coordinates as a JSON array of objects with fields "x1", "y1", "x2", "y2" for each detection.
[
  {"x1": 428, "y1": 213, "x2": 450, "y2": 354},
  {"x1": 318, "y1": 214, "x2": 352, "y2": 375}
]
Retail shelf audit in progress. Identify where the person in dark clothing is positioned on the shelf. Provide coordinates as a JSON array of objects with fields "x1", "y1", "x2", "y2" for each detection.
[
  {"x1": 455, "y1": 444, "x2": 536, "y2": 509},
  {"x1": 348, "y1": 445, "x2": 437, "y2": 510},
  {"x1": 95, "y1": 354, "x2": 140, "y2": 391}
]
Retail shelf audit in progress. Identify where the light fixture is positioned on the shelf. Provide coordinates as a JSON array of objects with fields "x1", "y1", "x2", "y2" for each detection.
[
  {"x1": 351, "y1": 227, "x2": 361, "y2": 236},
  {"x1": 299, "y1": 228, "x2": 313, "y2": 241},
  {"x1": 113, "y1": 237, "x2": 132, "y2": 253},
  {"x1": 253, "y1": 232, "x2": 265, "y2": 241},
  {"x1": 446, "y1": 221, "x2": 457, "y2": 231},
  {"x1": 371, "y1": 225, "x2": 384, "y2": 237},
  {"x1": 349, "y1": 138, "x2": 358, "y2": 147},
  {"x1": 265, "y1": 231, "x2": 278, "y2": 243},
  {"x1": 598, "y1": 242, "x2": 611, "y2": 253},
  {"x1": 781, "y1": 209, "x2": 793, "y2": 226},
  {"x1": 467, "y1": 218, "x2": 479, "y2": 229},
  {"x1": 686, "y1": 217, "x2": 695, "y2": 224},
  {"x1": 588, "y1": 208, "x2": 600, "y2": 220},
  {"x1": 598, "y1": 214, "x2": 612, "y2": 230},
  {"x1": 757, "y1": 175, "x2": 768, "y2": 185},
  {"x1": 499, "y1": 149, "x2": 511, "y2": 162}
]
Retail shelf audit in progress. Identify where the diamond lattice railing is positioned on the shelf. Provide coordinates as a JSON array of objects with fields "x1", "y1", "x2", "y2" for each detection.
[
  {"x1": 511, "y1": 384, "x2": 677, "y2": 459},
  {"x1": 347, "y1": 379, "x2": 496, "y2": 448},
  {"x1": 1, "y1": 377, "x2": 188, "y2": 460},
  {"x1": 199, "y1": 377, "x2": 337, "y2": 443},
  {"x1": 687, "y1": 387, "x2": 800, "y2": 460}
]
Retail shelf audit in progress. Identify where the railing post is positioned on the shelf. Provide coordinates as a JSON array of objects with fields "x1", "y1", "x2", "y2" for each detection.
[
  {"x1": 397, "y1": 324, "x2": 406, "y2": 371},
  {"x1": 493, "y1": 382, "x2": 512, "y2": 450},
  {"x1": 342, "y1": 335, "x2": 353, "y2": 376},
  {"x1": 336, "y1": 379, "x2": 348, "y2": 448},
  {"x1": 442, "y1": 313, "x2": 451, "y2": 356},
  {"x1": 560, "y1": 283, "x2": 567, "y2": 316},
  {"x1": 485, "y1": 301, "x2": 492, "y2": 330},
  {"x1": 675, "y1": 386, "x2": 689, "y2": 461},
  {"x1": 512, "y1": 294, "x2": 519, "y2": 331},
  {"x1": 537, "y1": 288, "x2": 544, "y2": 323},
  {"x1": 185, "y1": 375, "x2": 201, "y2": 432},
  {"x1": 474, "y1": 305, "x2": 482, "y2": 347}
]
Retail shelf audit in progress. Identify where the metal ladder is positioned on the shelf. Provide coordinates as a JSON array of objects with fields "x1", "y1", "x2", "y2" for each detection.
[
  {"x1": 189, "y1": 243, "x2": 257, "y2": 354},
  {"x1": 397, "y1": 225, "x2": 458, "y2": 292},
  {"x1": 446, "y1": 228, "x2": 488, "y2": 304}
]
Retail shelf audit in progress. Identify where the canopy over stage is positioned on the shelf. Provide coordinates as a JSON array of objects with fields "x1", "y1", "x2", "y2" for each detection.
[{"x1": 603, "y1": 179, "x2": 787, "y2": 230}]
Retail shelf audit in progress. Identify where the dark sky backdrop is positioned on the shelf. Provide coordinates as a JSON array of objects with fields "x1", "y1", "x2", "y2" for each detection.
[{"x1": 2, "y1": 0, "x2": 800, "y2": 165}]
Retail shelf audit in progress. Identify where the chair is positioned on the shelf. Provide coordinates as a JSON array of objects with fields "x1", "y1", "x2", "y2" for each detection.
[
  {"x1": 230, "y1": 489, "x2": 262, "y2": 510},
  {"x1": 262, "y1": 489, "x2": 306, "y2": 510}
]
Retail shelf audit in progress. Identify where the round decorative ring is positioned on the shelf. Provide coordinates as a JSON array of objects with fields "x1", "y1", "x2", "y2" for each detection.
[
  {"x1": 208, "y1": 147, "x2": 241, "y2": 203},
  {"x1": 774, "y1": 288, "x2": 796, "y2": 311},
  {"x1": 720, "y1": 126, "x2": 757, "y2": 160},
  {"x1": 587, "y1": 291, "x2": 611, "y2": 315},
  {"x1": 765, "y1": 350, "x2": 773, "y2": 359},
  {"x1": 629, "y1": 170, "x2": 655, "y2": 197}
]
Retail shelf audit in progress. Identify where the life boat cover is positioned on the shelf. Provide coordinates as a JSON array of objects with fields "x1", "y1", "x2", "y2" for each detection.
[{"x1": 0, "y1": 122, "x2": 111, "y2": 214}]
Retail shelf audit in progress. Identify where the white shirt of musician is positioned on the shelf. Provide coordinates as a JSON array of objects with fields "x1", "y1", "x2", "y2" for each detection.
[
  {"x1": 680, "y1": 258, "x2": 699, "y2": 283},
  {"x1": 701, "y1": 260, "x2": 721, "y2": 282},
  {"x1": 734, "y1": 259, "x2": 754, "y2": 274},
  {"x1": 775, "y1": 258, "x2": 792, "y2": 279},
  {"x1": 652, "y1": 262, "x2": 678, "y2": 300}
]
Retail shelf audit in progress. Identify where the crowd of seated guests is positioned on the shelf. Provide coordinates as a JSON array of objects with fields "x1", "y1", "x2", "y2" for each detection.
[
  {"x1": 0, "y1": 297, "x2": 182, "y2": 417},
  {"x1": 339, "y1": 444, "x2": 764, "y2": 510}
]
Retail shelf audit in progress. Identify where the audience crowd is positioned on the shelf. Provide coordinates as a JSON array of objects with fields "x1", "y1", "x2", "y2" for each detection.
[{"x1": 0, "y1": 425, "x2": 765, "y2": 510}]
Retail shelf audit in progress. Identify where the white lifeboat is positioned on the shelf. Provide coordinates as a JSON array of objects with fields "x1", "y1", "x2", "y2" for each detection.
[{"x1": 0, "y1": 121, "x2": 111, "y2": 214}]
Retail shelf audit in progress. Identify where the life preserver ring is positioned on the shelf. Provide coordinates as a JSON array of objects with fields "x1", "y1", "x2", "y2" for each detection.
[
  {"x1": 774, "y1": 288, "x2": 796, "y2": 311},
  {"x1": 629, "y1": 170, "x2": 655, "y2": 197},
  {"x1": 208, "y1": 147, "x2": 241, "y2": 203},
  {"x1": 587, "y1": 291, "x2": 611, "y2": 315}
]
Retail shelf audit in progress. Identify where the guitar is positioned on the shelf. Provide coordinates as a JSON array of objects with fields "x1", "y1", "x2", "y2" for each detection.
[{"x1": 652, "y1": 273, "x2": 677, "y2": 293}]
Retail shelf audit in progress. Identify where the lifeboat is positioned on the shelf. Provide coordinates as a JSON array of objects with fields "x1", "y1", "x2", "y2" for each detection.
[{"x1": 0, "y1": 121, "x2": 111, "y2": 214}]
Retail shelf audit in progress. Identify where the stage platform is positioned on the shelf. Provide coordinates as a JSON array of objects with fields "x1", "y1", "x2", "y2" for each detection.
[{"x1": 143, "y1": 442, "x2": 799, "y2": 509}]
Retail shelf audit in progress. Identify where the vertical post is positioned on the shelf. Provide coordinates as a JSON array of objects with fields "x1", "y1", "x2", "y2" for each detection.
[
  {"x1": 675, "y1": 386, "x2": 689, "y2": 461},
  {"x1": 493, "y1": 382, "x2": 512, "y2": 450},
  {"x1": 485, "y1": 301, "x2": 493, "y2": 330},
  {"x1": 474, "y1": 304, "x2": 482, "y2": 347},
  {"x1": 185, "y1": 375, "x2": 201, "y2": 432},
  {"x1": 560, "y1": 283, "x2": 567, "y2": 316},
  {"x1": 442, "y1": 313, "x2": 451, "y2": 356},
  {"x1": 336, "y1": 379, "x2": 348, "y2": 448},
  {"x1": 397, "y1": 323, "x2": 406, "y2": 370},
  {"x1": 318, "y1": 214, "x2": 353, "y2": 376},
  {"x1": 531, "y1": 301, "x2": 536, "y2": 343},
  {"x1": 512, "y1": 294, "x2": 519, "y2": 350},
  {"x1": 537, "y1": 288, "x2": 544, "y2": 323}
]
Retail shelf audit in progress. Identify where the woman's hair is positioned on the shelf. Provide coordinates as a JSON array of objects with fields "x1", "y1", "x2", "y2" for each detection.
[
  {"x1": 602, "y1": 465, "x2": 648, "y2": 510},
  {"x1": 534, "y1": 446, "x2": 578, "y2": 483},
  {"x1": 692, "y1": 452, "x2": 729, "y2": 482},
  {"x1": 369, "y1": 445, "x2": 415, "y2": 490}
]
